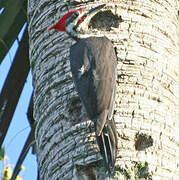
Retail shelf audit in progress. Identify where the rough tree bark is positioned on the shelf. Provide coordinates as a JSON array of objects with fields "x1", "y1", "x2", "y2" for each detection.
[{"x1": 28, "y1": 0, "x2": 179, "y2": 179}]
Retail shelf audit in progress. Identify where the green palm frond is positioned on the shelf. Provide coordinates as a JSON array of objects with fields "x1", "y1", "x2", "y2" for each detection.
[{"x1": 0, "y1": 0, "x2": 27, "y2": 64}]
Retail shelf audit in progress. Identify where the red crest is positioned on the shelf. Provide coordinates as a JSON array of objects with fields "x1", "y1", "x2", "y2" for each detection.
[{"x1": 48, "y1": 9, "x2": 84, "y2": 32}]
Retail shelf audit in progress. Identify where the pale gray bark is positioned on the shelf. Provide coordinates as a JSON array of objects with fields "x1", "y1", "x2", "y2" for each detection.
[{"x1": 28, "y1": 0, "x2": 179, "y2": 179}]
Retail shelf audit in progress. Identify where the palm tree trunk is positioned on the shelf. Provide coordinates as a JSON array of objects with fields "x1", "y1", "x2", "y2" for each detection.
[{"x1": 28, "y1": 0, "x2": 179, "y2": 179}]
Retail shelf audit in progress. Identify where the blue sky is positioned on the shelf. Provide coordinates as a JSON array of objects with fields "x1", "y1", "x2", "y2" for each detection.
[{"x1": 0, "y1": 24, "x2": 37, "y2": 179}]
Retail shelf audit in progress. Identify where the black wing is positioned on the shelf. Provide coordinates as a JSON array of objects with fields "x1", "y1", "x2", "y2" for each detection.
[{"x1": 70, "y1": 36, "x2": 117, "y2": 172}]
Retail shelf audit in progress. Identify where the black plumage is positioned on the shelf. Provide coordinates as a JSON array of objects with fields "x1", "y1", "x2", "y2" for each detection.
[{"x1": 70, "y1": 36, "x2": 117, "y2": 172}]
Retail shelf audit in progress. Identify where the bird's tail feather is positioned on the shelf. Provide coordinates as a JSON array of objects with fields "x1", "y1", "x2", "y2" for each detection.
[{"x1": 96, "y1": 120, "x2": 117, "y2": 173}]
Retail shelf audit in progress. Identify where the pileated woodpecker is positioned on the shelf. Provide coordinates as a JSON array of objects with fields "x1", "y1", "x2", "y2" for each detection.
[{"x1": 49, "y1": 4, "x2": 118, "y2": 173}]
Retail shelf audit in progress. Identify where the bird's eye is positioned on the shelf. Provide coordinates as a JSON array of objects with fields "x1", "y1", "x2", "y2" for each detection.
[
  {"x1": 66, "y1": 11, "x2": 80, "y2": 25},
  {"x1": 72, "y1": 11, "x2": 79, "y2": 18}
]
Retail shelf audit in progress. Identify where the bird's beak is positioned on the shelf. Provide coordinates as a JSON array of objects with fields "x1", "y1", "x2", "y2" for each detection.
[
  {"x1": 87, "y1": 4, "x2": 106, "y2": 16},
  {"x1": 77, "y1": 4, "x2": 105, "y2": 28}
]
